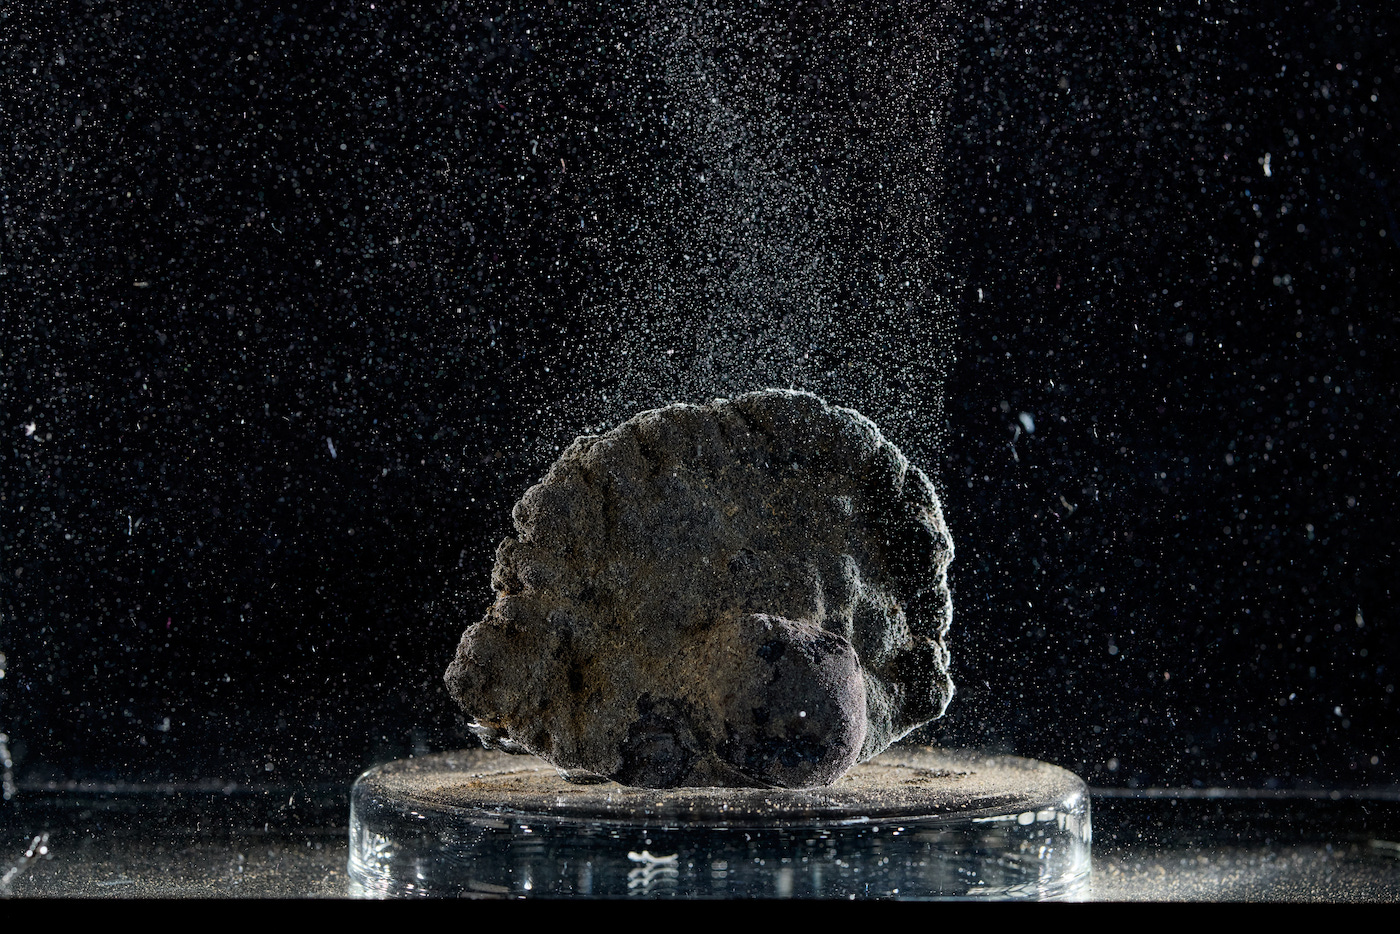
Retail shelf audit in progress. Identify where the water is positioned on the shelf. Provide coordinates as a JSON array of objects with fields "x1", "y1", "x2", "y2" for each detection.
[
  {"x1": 2, "y1": 6, "x2": 1393, "y2": 904},
  {"x1": 528, "y1": 2, "x2": 958, "y2": 466}
]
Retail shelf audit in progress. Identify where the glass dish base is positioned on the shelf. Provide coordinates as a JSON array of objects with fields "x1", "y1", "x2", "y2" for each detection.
[{"x1": 347, "y1": 745, "x2": 1090, "y2": 899}]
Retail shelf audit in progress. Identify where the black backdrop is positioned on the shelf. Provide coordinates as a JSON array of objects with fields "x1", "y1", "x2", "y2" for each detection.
[{"x1": 2, "y1": 1, "x2": 1396, "y2": 791}]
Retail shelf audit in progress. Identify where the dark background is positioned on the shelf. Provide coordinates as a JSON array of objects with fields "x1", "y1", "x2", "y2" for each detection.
[{"x1": 2, "y1": 1, "x2": 1395, "y2": 791}]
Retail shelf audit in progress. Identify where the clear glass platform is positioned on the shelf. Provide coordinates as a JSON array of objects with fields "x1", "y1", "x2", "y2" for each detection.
[{"x1": 347, "y1": 746, "x2": 1091, "y2": 899}]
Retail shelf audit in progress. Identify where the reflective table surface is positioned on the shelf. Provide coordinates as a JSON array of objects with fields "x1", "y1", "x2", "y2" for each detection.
[{"x1": 2, "y1": 779, "x2": 1397, "y2": 900}]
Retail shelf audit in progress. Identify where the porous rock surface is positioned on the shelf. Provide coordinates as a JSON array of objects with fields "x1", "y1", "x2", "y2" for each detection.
[{"x1": 444, "y1": 390, "x2": 954, "y2": 788}]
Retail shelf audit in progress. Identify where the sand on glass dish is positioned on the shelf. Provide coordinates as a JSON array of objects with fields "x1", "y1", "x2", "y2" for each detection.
[{"x1": 348, "y1": 746, "x2": 1090, "y2": 899}]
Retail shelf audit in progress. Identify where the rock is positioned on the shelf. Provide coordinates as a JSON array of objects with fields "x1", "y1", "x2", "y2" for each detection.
[{"x1": 444, "y1": 389, "x2": 954, "y2": 788}]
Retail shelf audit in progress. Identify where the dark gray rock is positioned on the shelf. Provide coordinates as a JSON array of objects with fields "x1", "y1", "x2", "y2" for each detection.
[{"x1": 444, "y1": 390, "x2": 954, "y2": 788}]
